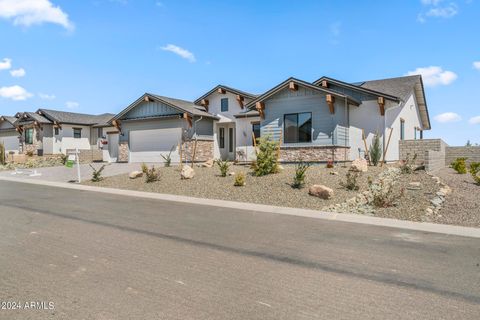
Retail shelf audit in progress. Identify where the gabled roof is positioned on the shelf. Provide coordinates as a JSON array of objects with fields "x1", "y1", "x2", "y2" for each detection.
[
  {"x1": 37, "y1": 109, "x2": 115, "y2": 126},
  {"x1": 0, "y1": 116, "x2": 17, "y2": 126},
  {"x1": 15, "y1": 112, "x2": 52, "y2": 124},
  {"x1": 112, "y1": 93, "x2": 218, "y2": 122},
  {"x1": 194, "y1": 85, "x2": 257, "y2": 105},
  {"x1": 313, "y1": 76, "x2": 400, "y2": 102},
  {"x1": 358, "y1": 75, "x2": 430, "y2": 129},
  {"x1": 245, "y1": 77, "x2": 361, "y2": 109}
]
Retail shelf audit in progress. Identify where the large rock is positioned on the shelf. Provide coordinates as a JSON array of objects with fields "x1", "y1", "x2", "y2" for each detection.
[
  {"x1": 181, "y1": 165, "x2": 195, "y2": 179},
  {"x1": 308, "y1": 185, "x2": 334, "y2": 200},
  {"x1": 200, "y1": 159, "x2": 214, "y2": 168},
  {"x1": 129, "y1": 171, "x2": 143, "y2": 179},
  {"x1": 350, "y1": 158, "x2": 368, "y2": 172}
]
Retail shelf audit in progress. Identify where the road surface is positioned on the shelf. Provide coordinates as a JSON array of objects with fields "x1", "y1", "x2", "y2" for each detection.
[{"x1": 0, "y1": 180, "x2": 479, "y2": 319}]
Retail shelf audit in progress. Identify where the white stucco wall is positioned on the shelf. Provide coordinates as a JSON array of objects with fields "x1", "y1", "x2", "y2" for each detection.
[
  {"x1": 205, "y1": 91, "x2": 253, "y2": 120},
  {"x1": 53, "y1": 124, "x2": 92, "y2": 154},
  {"x1": 235, "y1": 116, "x2": 261, "y2": 161}
]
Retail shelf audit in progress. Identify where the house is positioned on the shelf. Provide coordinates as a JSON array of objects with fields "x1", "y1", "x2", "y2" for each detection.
[
  {"x1": 105, "y1": 74, "x2": 431, "y2": 164},
  {"x1": 9, "y1": 109, "x2": 115, "y2": 156},
  {"x1": 0, "y1": 116, "x2": 20, "y2": 154}
]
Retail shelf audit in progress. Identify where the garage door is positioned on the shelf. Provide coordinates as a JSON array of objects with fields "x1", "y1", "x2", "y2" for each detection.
[
  {"x1": 0, "y1": 134, "x2": 19, "y2": 153},
  {"x1": 129, "y1": 128, "x2": 181, "y2": 163}
]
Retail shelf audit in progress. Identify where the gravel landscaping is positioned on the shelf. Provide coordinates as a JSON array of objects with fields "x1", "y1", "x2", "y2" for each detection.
[
  {"x1": 84, "y1": 163, "x2": 445, "y2": 223},
  {"x1": 0, "y1": 156, "x2": 64, "y2": 171},
  {"x1": 433, "y1": 168, "x2": 480, "y2": 228}
]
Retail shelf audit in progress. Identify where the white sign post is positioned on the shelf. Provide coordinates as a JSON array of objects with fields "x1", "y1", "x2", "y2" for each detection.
[{"x1": 67, "y1": 148, "x2": 81, "y2": 183}]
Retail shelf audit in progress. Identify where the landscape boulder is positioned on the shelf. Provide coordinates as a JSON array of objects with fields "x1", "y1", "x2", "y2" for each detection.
[
  {"x1": 181, "y1": 165, "x2": 195, "y2": 179},
  {"x1": 350, "y1": 158, "x2": 368, "y2": 172},
  {"x1": 308, "y1": 185, "x2": 334, "y2": 200},
  {"x1": 406, "y1": 181, "x2": 422, "y2": 190},
  {"x1": 129, "y1": 171, "x2": 143, "y2": 179},
  {"x1": 201, "y1": 159, "x2": 214, "y2": 168}
]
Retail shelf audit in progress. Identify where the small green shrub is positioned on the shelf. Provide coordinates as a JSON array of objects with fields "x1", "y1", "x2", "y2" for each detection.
[
  {"x1": 291, "y1": 161, "x2": 310, "y2": 188},
  {"x1": 0, "y1": 142, "x2": 5, "y2": 165},
  {"x1": 369, "y1": 132, "x2": 382, "y2": 166},
  {"x1": 216, "y1": 159, "x2": 230, "y2": 177},
  {"x1": 370, "y1": 177, "x2": 401, "y2": 208},
  {"x1": 400, "y1": 153, "x2": 418, "y2": 174},
  {"x1": 145, "y1": 166, "x2": 160, "y2": 183},
  {"x1": 251, "y1": 136, "x2": 279, "y2": 176},
  {"x1": 469, "y1": 162, "x2": 480, "y2": 185},
  {"x1": 326, "y1": 159, "x2": 334, "y2": 168},
  {"x1": 161, "y1": 146, "x2": 175, "y2": 167},
  {"x1": 234, "y1": 172, "x2": 246, "y2": 186},
  {"x1": 451, "y1": 157, "x2": 468, "y2": 174},
  {"x1": 89, "y1": 164, "x2": 106, "y2": 182},
  {"x1": 26, "y1": 150, "x2": 34, "y2": 157},
  {"x1": 141, "y1": 162, "x2": 148, "y2": 174},
  {"x1": 60, "y1": 154, "x2": 68, "y2": 165},
  {"x1": 340, "y1": 170, "x2": 360, "y2": 191}
]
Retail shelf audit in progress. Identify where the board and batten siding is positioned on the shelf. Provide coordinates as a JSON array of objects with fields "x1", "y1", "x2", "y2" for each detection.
[
  {"x1": 260, "y1": 87, "x2": 349, "y2": 147},
  {"x1": 123, "y1": 101, "x2": 181, "y2": 120}
]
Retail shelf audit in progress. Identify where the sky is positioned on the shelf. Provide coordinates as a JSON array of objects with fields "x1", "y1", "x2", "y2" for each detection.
[{"x1": 0, "y1": 0, "x2": 479, "y2": 145}]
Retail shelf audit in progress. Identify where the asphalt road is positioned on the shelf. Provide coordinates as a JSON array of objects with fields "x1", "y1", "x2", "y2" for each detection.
[{"x1": 0, "y1": 181, "x2": 479, "y2": 319}]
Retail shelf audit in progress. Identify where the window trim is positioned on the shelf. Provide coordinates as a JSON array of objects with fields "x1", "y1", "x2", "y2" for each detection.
[
  {"x1": 220, "y1": 98, "x2": 229, "y2": 112},
  {"x1": 73, "y1": 127, "x2": 82, "y2": 139},
  {"x1": 54, "y1": 127, "x2": 60, "y2": 136},
  {"x1": 25, "y1": 128, "x2": 34, "y2": 145},
  {"x1": 283, "y1": 112, "x2": 312, "y2": 144}
]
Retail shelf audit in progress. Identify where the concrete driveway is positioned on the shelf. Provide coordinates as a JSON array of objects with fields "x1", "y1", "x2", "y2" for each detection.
[{"x1": 0, "y1": 162, "x2": 148, "y2": 183}]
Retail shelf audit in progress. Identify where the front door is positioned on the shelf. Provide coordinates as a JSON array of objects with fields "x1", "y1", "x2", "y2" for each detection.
[
  {"x1": 218, "y1": 125, "x2": 235, "y2": 160},
  {"x1": 107, "y1": 133, "x2": 119, "y2": 162}
]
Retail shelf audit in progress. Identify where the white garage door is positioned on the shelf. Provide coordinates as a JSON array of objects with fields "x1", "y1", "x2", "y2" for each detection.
[
  {"x1": 129, "y1": 128, "x2": 181, "y2": 163},
  {"x1": 0, "y1": 134, "x2": 19, "y2": 153}
]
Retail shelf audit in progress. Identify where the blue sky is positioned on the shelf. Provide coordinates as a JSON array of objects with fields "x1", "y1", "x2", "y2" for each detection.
[{"x1": 0, "y1": 0, "x2": 479, "y2": 145}]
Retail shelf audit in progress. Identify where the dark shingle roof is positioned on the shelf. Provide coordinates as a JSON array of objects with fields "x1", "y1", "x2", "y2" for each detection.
[
  {"x1": 38, "y1": 109, "x2": 115, "y2": 126},
  {"x1": 0, "y1": 116, "x2": 17, "y2": 125},
  {"x1": 358, "y1": 75, "x2": 420, "y2": 101},
  {"x1": 148, "y1": 94, "x2": 215, "y2": 118},
  {"x1": 15, "y1": 112, "x2": 52, "y2": 124}
]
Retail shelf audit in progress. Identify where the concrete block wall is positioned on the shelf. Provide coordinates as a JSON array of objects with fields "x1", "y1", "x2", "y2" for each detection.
[
  {"x1": 399, "y1": 139, "x2": 447, "y2": 165},
  {"x1": 425, "y1": 149, "x2": 446, "y2": 172},
  {"x1": 445, "y1": 146, "x2": 480, "y2": 165}
]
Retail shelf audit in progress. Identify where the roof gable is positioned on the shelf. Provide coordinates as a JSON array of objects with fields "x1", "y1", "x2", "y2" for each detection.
[
  {"x1": 194, "y1": 85, "x2": 257, "y2": 105},
  {"x1": 37, "y1": 109, "x2": 115, "y2": 126}
]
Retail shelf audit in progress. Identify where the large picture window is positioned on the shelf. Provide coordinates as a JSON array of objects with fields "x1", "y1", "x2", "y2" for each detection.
[
  {"x1": 284, "y1": 112, "x2": 312, "y2": 143},
  {"x1": 25, "y1": 128, "x2": 34, "y2": 145}
]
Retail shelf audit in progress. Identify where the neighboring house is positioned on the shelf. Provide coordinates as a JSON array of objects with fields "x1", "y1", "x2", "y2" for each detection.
[
  {"x1": 0, "y1": 116, "x2": 20, "y2": 154},
  {"x1": 109, "y1": 93, "x2": 218, "y2": 163},
  {"x1": 12, "y1": 109, "x2": 115, "y2": 155}
]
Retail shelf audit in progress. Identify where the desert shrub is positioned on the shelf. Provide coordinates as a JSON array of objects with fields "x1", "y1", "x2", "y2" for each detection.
[
  {"x1": 326, "y1": 159, "x2": 334, "y2": 168},
  {"x1": 26, "y1": 150, "x2": 34, "y2": 157},
  {"x1": 161, "y1": 146, "x2": 175, "y2": 167},
  {"x1": 451, "y1": 157, "x2": 468, "y2": 174},
  {"x1": 60, "y1": 154, "x2": 68, "y2": 165},
  {"x1": 141, "y1": 162, "x2": 148, "y2": 174},
  {"x1": 369, "y1": 132, "x2": 382, "y2": 166},
  {"x1": 251, "y1": 136, "x2": 279, "y2": 176},
  {"x1": 291, "y1": 161, "x2": 311, "y2": 189},
  {"x1": 89, "y1": 164, "x2": 106, "y2": 182},
  {"x1": 340, "y1": 170, "x2": 360, "y2": 191},
  {"x1": 145, "y1": 166, "x2": 160, "y2": 183},
  {"x1": 370, "y1": 177, "x2": 401, "y2": 208},
  {"x1": 400, "y1": 153, "x2": 418, "y2": 174},
  {"x1": 216, "y1": 159, "x2": 230, "y2": 177},
  {"x1": 234, "y1": 172, "x2": 246, "y2": 186},
  {"x1": 0, "y1": 142, "x2": 5, "y2": 165},
  {"x1": 469, "y1": 162, "x2": 480, "y2": 185}
]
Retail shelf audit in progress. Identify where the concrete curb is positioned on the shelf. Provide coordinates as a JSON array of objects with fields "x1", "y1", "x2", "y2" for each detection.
[{"x1": 1, "y1": 175, "x2": 480, "y2": 239}]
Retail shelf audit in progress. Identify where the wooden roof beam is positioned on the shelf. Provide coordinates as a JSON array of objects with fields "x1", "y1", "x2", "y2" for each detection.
[
  {"x1": 255, "y1": 102, "x2": 265, "y2": 119},
  {"x1": 236, "y1": 95, "x2": 244, "y2": 109},
  {"x1": 183, "y1": 112, "x2": 193, "y2": 128},
  {"x1": 377, "y1": 97, "x2": 385, "y2": 116},
  {"x1": 321, "y1": 80, "x2": 328, "y2": 88},
  {"x1": 217, "y1": 88, "x2": 226, "y2": 94},
  {"x1": 326, "y1": 94, "x2": 335, "y2": 114},
  {"x1": 289, "y1": 81, "x2": 298, "y2": 91},
  {"x1": 112, "y1": 119, "x2": 122, "y2": 133}
]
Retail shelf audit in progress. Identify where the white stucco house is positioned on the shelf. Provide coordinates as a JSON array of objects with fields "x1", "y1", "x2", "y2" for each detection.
[
  {"x1": 107, "y1": 75, "x2": 430, "y2": 164},
  {"x1": 1, "y1": 109, "x2": 115, "y2": 156}
]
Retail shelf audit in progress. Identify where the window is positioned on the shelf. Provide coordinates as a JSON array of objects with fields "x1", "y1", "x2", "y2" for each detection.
[
  {"x1": 400, "y1": 119, "x2": 405, "y2": 141},
  {"x1": 25, "y1": 128, "x2": 33, "y2": 145},
  {"x1": 284, "y1": 112, "x2": 312, "y2": 143},
  {"x1": 54, "y1": 127, "x2": 59, "y2": 135},
  {"x1": 414, "y1": 127, "x2": 418, "y2": 140},
  {"x1": 252, "y1": 122, "x2": 260, "y2": 144},
  {"x1": 228, "y1": 127, "x2": 234, "y2": 152},
  {"x1": 219, "y1": 127, "x2": 225, "y2": 148},
  {"x1": 420, "y1": 130, "x2": 423, "y2": 139},
  {"x1": 221, "y1": 98, "x2": 229, "y2": 112},
  {"x1": 73, "y1": 128, "x2": 82, "y2": 139}
]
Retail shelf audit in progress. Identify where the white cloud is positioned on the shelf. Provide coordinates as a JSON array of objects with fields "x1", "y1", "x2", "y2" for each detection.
[
  {"x1": 421, "y1": 0, "x2": 443, "y2": 5},
  {"x1": 0, "y1": 0, "x2": 74, "y2": 30},
  {"x1": 426, "y1": 3, "x2": 458, "y2": 18},
  {"x1": 406, "y1": 66, "x2": 457, "y2": 87},
  {"x1": 160, "y1": 44, "x2": 196, "y2": 63},
  {"x1": 10, "y1": 67, "x2": 25, "y2": 77},
  {"x1": 469, "y1": 116, "x2": 480, "y2": 125},
  {"x1": 65, "y1": 101, "x2": 79, "y2": 109},
  {"x1": 473, "y1": 61, "x2": 480, "y2": 70},
  {"x1": 434, "y1": 112, "x2": 462, "y2": 123},
  {"x1": 39, "y1": 92, "x2": 55, "y2": 100},
  {"x1": 0, "y1": 57, "x2": 12, "y2": 70},
  {"x1": 0, "y1": 85, "x2": 33, "y2": 100}
]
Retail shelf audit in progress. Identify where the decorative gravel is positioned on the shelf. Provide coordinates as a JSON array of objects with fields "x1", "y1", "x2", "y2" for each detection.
[
  {"x1": 84, "y1": 164, "x2": 388, "y2": 210},
  {"x1": 433, "y1": 168, "x2": 480, "y2": 228}
]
